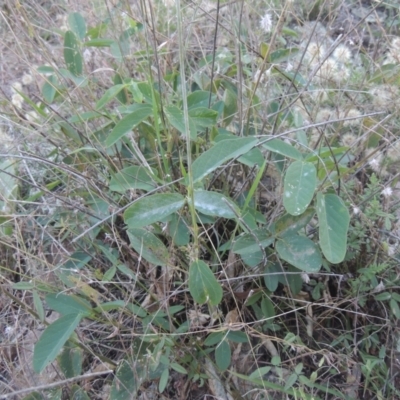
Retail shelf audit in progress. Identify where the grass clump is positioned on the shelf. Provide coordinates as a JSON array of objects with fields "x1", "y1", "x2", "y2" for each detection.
[{"x1": 1, "y1": 0, "x2": 400, "y2": 399}]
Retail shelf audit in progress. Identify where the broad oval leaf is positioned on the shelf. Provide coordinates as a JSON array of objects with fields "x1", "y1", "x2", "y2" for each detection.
[
  {"x1": 124, "y1": 193, "x2": 185, "y2": 228},
  {"x1": 215, "y1": 340, "x2": 231, "y2": 371},
  {"x1": 191, "y1": 137, "x2": 258, "y2": 183},
  {"x1": 68, "y1": 12, "x2": 86, "y2": 40},
  {"x1": 193, "y1": 190, "x2": 238, "y2": 219},
  {"x1": 127, "y1": 228, "x2": 169, "y2": 266},
  {"x1": 317, "y1": 193, "x2": 350, "y2": 264},
  {"x1": 105, "y1": 104, "x2": 153, "y2": 147},
  {"x1": 33, "y1": 313, "x2": 83, "y2": 373},
  {"x1": 283, "y1": 161, "x2": 316, "y2": 216},
  {"x1": 189, "y1": 260, "x2": 223, "y2": 305},
  {"x1": 64, "y1": 31, "x2": 82, "y2": 76},
  {"x1": 276, "y1": 235, "x2": 322, "y2": 272}
]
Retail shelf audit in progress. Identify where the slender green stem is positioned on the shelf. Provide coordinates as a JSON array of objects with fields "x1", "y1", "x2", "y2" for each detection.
[{"x1": 175, "y1": 0, "x2": 199, "y2": 260}]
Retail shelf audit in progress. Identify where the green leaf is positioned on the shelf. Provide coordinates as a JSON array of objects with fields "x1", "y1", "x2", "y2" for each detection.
[
  {"x1": 193, "y1": 190, "x2": 239, "y2": 219},
  {"x1": 263, "y1": 139, "x2": 303, "y2": 160},
  {"x1": 22, "y1": 393, "x2": 43, "y2": 400},
  {"x1": 226, "y1": 331, "x2": 249, "y2": 343},
  {"x1": 222, "y1": 88, "x2": 237, "y2": 126},
  {"x1": 238, "y1": 147, "x2": 265, "y2": 168},
  {"x1": 68, "y1": 12, "x2": 86, "y2": 40},
  {"x1": 276, "y1": 235, "x2": 322, "y2": 272},
  {"x1": 93, "y1": 300, "x2": 147, "y2": 318},
  {"x1": 164, "y1": 105, "x2": 197, "y2": 140},
  {"x1": 264, "y1": 263, "x2": 282, "y2": 292},
  {"x1": 42, "y1": 75, "x2": 57, "y2": 103},
  {"x1": 191, "y1": 137, "x2": 258, "y2": 183},
  {"x1": 12, "y1": 282, "x2": 34, "y2": 290},
  {"x1": 84, "y1": 38, "x2": 114, "y2": 47},
  {"x1": 110, "y1": 359, "x2": 141, "y2": 399},
  {"x1": 390, "y1": 299, "x2": 400, "y2": 319},
  {"x1": 283, "y1": 161, "x2": 316, "y2": 216},
  {"x1": 58, "y1": 341, "x2": 83, "y2": 378},
  {"x1": 189, "y1": 260, "x2": 223, "y2": 305},
  {"x1": 64, "y1": 31, "x2": 82, "y2": 76},
  {"x1": 110, "y1": 166, "x2": 157, "y2": 193},
  {"x1": 249, "y1": 366, "x2": 272, "y2": 380},
  {"x1": 33, "y1": 290, "x2": 45, "y2": 322},
  {"x1": 232, "y1": 229, "x2": 273, "y2": 255},
  {"x1": 159, "y1": 368, "x2": 169, "y2": 393},
  {"x1": 284, "y1": 372, "x2": 298, "y2": 390},
  {"x1": 189, "y1": 107, "x2": 218, "y2": 130},
  {"x1": 316, "y1": 193, "x2": 350, "y2": 264},
  {"x1": 127, "y1": 228, "x2": 170, "y2": 266},
  {"x1": 105, "y1": 104, "x2": 153, "y2": 147},
  {"x1": 375, "y1": 292, "x2": 391, "y2": 301},
  {"x1": 45, "y1": 294, "x2": 92, "y2": 316},
  {"x1": 272, "y1": 208, "x2": 315, "y2": 238},
  {"x1": 124, "y1": 193, "x2": 185, "y2": 228},
  {"x1": 71, "y1": 384, "x2": 90, "y2": 400},
  {"x1": 170, "y1": 362, "x2": 188, "y2": 374},
  {"x1": 187, "y1": 91, "x2": 216, "y2": 110},
  {"x1": 215, "y1": 340, "x2": 231, "y2": 371},
  {"x1": 33, "y1": 313, "x2": 83, "y2": 373},
  {"x1": 168, "y1": 213, "x2": 190, "y2": 246},
  {"x1": 95, "y1": 84, "x2": 126, "y2": 110},
  {"x1": 261, "y1": 296, "x2": 275, "y2": 318},
  {"x1": 269, "y1": 47, "x2": 299, "y2": 63}
]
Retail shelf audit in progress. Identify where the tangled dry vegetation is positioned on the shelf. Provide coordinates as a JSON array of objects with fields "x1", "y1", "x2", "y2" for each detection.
[{"x1": 1, "y1": 0, "x2": 400, "y2": 399}]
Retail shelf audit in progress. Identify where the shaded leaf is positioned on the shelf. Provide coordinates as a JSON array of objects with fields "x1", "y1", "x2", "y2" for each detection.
[
  {"x1": 215, "y1": 340, "x2": 231, "y2": 371},
  {"x1": 232, "y1": 229, "x2": 273, "y2": 255},
  {"x1": 189, "y1": 260, "x2": 223, "y2": 305},
  {"x1": 58, "y1": 341, "x2": 83, "y2": 378}
]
